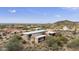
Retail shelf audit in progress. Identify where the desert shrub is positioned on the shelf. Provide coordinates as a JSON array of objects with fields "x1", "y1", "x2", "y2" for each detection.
[
  {"x1": 0, "y1": 25, "x2": 6, "y2": 29},
  {"x1": 46, "y1": 35, "x2": 68, "y2": 50},
  {"x1": 5, "y1": 35, "x2": 24, "y2": 51},
  {"x1": 57, "y1": 35, "x2": 68, "y2": 44},
  {"x1": 0, "y1": 36, "x2": 3, "y2": 39},
  {"x1": 67, "y1": 38, "x2": 79, "y2": 49},
  {"x1": 22, "y1": 40, "x2": 27, "y2": 44},
  {"x1": 46, "y1": 36, "x2": 60, "y2": 50}
]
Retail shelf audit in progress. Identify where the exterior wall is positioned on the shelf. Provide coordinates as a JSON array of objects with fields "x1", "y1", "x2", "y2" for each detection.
[
  {"x1": 22, "y1": 31, "x2": 46, "y2": 43},
  {"x1": 32, "y1": 32, "x2": 43, "y2": 37},
  {"x1": 22, "y1": 35, "x2": 30, "y2": 41},
  {"x1": 35, "y1": 38, "x2": 38, "y2": 44},
  {"x1": 35, "y1": 36, "x2": 45, "y2": 44}
]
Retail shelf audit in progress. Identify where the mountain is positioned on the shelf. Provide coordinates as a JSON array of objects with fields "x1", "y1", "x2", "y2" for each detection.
[{"x1": 51, "y1": 20, "x2": 79, "y2": 29}]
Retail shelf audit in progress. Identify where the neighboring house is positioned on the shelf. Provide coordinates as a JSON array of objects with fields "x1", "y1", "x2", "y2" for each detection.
[
  {"x1": 46, "y1": 31, "x2": 56, "y2": 36},
  {"x1": 46, "y1": 29, "x2": 56, "y2": 36},
  {"x1": 22, "y1": 30, "x2": 47, "y2": 43}
]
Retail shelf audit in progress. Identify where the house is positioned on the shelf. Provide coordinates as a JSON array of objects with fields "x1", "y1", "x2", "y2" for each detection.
[
  {"x1": 22, "y1": 30, "x2": 47, "y2": 43},
  {"x1": 46, "y1": 31, "x2": 56, "y2": 36},
  {"x1": 46, "y1": 29, "x2": 56, "y2": 36}
]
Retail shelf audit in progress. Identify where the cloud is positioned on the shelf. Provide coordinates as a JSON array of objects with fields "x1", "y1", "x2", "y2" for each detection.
[
  {"x1": 55, "y1": 15, "x2": 61, "y2": 17},
  {"x1": 9, "y1": 9, "x2": 16, "y2": 13},
  {"x1": 61, "y1": 7, "x2": 79, "y2": 10}
]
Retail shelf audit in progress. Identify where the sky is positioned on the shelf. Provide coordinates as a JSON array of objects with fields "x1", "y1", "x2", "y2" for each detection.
[{"x1": 0, "y1": 7, "x2": 79, "y2": 23}]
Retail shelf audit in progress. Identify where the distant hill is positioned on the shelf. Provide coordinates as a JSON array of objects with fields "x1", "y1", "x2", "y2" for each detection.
[{"x1": 51, "y1": 20, "x2": 79, "y2": 29}]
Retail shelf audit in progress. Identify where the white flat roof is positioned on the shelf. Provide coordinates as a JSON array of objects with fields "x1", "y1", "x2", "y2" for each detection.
[
  {"x1": 35, "y1": 35, "x2": 46, "y2": 38},
  {"x1": 23, "y1": 30, "x2": 47, "y2": 35}
]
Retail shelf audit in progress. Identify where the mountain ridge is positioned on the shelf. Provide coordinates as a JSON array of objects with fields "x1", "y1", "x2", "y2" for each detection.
[{"x1": 51, "y1": 20, "x2": 79, "y2": 29}]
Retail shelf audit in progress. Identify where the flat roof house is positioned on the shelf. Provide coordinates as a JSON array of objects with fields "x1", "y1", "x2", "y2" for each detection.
[
  {"x1": 46, "y1": 31, "x2": 56, "y2": 36},
  {"x1": 22, "y1": 30, "x2": 47, "y2": 43}
]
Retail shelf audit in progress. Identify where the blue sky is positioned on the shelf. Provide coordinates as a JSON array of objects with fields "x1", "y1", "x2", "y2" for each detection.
[{"x1": 0, "y1": 7, "x2": 79, "y2": 23}]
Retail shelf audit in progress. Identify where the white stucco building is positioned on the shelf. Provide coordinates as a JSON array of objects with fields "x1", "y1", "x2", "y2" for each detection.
[{"x1": 22, "y1": 30, "x2": 47, "y2": 43}]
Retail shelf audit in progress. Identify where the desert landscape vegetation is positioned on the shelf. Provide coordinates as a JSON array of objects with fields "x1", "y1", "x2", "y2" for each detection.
[{"x1": 0, "y1": 20, "x2": 79, "y2": 51}]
